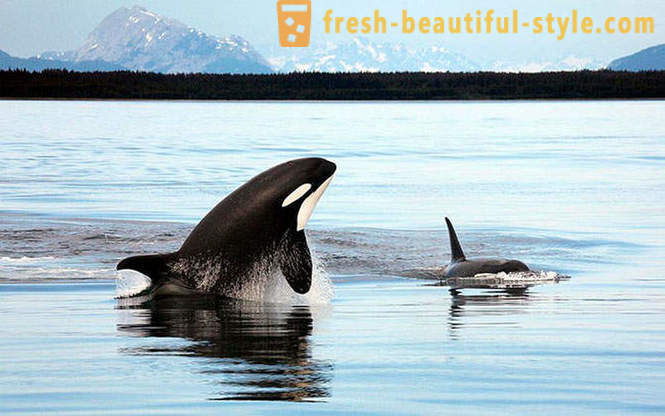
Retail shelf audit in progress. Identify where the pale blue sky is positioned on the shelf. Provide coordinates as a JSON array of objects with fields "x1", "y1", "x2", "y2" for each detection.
[{"x1": 0, "y1": 0, "x2": 663, "y2": 64}]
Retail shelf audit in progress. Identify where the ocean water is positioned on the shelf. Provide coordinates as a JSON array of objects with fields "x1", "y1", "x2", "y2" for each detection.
[{"x1": 1, "y1": 100, "x2": 664, "y2": 414}]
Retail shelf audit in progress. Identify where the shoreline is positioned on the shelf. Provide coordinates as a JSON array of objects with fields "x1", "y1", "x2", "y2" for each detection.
[
  {"x1": 3, "y1": 96, "x2": 665, "y2": 102},
  {"x1": 3, "y1": 69, "x2": 665, "y2": 100}
]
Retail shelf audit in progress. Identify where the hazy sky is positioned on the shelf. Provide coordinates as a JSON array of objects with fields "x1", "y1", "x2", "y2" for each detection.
[{"x1": 1, "y1": 0, "x2": 663, "y2": 65}]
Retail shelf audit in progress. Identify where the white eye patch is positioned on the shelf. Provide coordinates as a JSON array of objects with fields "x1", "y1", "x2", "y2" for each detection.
[
  {"x1": 282, "y1": 183, "x2": 312, "y2": 207},
  {"x1": 297, "y1": 174, "x2": 334, "y2": 231}
]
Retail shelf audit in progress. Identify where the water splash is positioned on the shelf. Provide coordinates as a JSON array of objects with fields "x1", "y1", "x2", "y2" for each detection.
[
  {"x1": 207, "y1": 250, "x2": 333, "y2": 305},
  {"x1": 264, "y1": 252, "x2": 334, "y2": 305},
  {"x1": 115, "y1": 250, "x2": 334, "y2": 305},
  {"x1": 446, "y1": 270, "x2": 571, "y2": 290}
]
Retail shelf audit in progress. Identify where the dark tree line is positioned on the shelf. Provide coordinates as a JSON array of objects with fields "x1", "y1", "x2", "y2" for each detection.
[{"x1": 1, "y1": 69, "x2": 664, "y2": 100}]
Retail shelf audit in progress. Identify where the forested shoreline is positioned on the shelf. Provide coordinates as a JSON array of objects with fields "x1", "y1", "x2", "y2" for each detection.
[{"x1": 1, "y1": 69, "x2": 664, "y2": 100}]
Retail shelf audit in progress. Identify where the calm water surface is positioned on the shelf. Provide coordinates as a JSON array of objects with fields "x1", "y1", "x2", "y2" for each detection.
[{"x1": 1, "y1": 100, "x2": 664, "y2": 414}]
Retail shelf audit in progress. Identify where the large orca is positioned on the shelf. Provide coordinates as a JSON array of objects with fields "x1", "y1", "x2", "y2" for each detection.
[
  {"x1": 117, "y1": 158, "x2": 336, "y2": 297},
  {"x1": 442, "y1": 217, "x2": 530, "y2": 278}
]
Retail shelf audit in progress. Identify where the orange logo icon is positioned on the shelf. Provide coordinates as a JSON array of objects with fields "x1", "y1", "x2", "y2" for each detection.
[{"x1": 277, "y1": 0, "x2": 312, "y2": 47}]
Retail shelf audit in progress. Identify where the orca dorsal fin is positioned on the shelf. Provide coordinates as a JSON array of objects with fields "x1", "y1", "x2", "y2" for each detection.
[
  {"x1": 117, "y1": 253, "x2": 173, "y2": 284},
  {"x1": 445, "y1": 217, "x2": 466, "y2": 262}
]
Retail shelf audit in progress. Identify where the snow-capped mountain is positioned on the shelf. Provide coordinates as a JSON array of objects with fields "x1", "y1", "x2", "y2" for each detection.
[
  {"x1": 269, "y1": 39, "x2": 479, "y2": 73},
  {"x1": 37, "y1": 6, "x2": 272, "y2": 74}
]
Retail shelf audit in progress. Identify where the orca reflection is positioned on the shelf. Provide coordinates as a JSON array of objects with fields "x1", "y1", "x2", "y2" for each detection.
[
  {"x1": 117, "y1": 296, "x2": 332, "y2": 401},
  {"x1": 447, "y1": 290, "x2": 530, "y2": 340}
]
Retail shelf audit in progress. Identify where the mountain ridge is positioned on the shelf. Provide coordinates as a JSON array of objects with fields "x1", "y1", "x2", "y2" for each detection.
[
  {"x1": 608, "y1": 44, "x2": 665, "y2": 71},
  {"x1": 0, "y1": 49, "x2": 124, "y2": 72},
  {"x1": 269, "y1": 39, "x2": 480, "y2": 73}
]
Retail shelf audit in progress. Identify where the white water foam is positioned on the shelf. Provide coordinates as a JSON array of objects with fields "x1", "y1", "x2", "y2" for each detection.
[
  {"x1": 0, "y1": 256, "x2": 55, "y2": 264},
  {"x1": 263, "y1": 252, "x2": 334, "y2": 305},
  {"x1": 446, "y1": 270, "x2": 570, "y2": 290},
  {"x1": 1, "y1": 264, "x2": 113, "y2": 282}
]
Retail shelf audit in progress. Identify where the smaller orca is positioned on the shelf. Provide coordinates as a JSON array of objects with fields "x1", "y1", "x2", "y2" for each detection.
[{"x1": 442, "y1": 217, "x2": 530, "y2": 278}]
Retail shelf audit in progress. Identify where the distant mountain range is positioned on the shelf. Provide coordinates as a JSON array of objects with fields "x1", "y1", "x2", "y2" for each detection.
[
  {"x1": 488, "y1": 56, "x2": 605, "y2": 73},
  {"x1": 0, "y1": 5, "x2": 660, "y2": 74},
  {"x1": 0, "y1": 49, "x2": 123, "y2": 72},
  {"x1": 608, "y1": 44, "x2": 665, "y2": 71},
  {"x1": 267, "y1": 39, "x2": 604, "y2": 73},
  {"x1": 269, "y1": 39, "x2": 479, "y2": 73}
]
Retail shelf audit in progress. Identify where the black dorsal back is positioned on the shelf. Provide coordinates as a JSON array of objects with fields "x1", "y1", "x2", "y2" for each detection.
[{"x1": 445, "y1": 217, "x2": 466, "y2": 262}]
